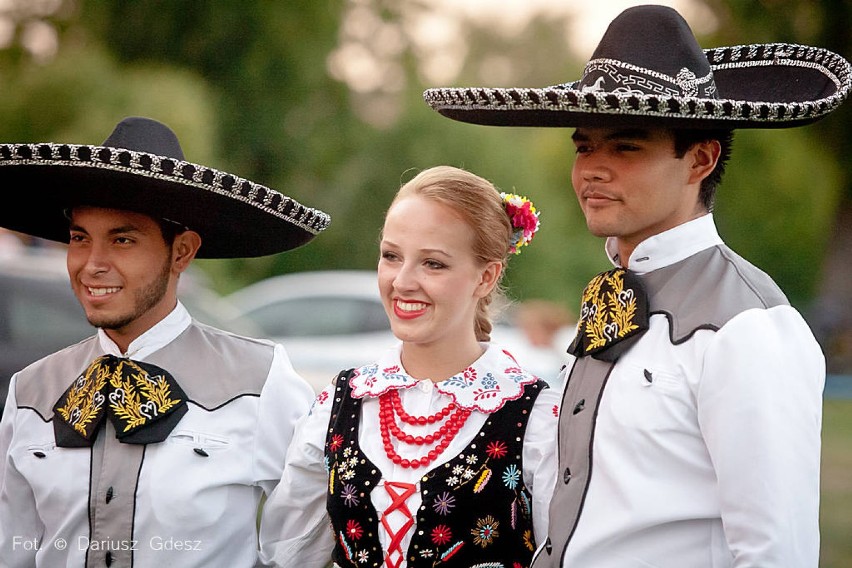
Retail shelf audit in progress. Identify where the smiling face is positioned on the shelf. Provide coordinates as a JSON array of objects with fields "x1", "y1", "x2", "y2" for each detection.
[
  {"x1": 571, "y1": 126, "x2": 715, "y2": 263},
  {"x1": 66, "y1": 206, "x2": 200, "y2": 352},
  {"x1": 378, "y1": 195, "x2": 499, "y2": 359}
]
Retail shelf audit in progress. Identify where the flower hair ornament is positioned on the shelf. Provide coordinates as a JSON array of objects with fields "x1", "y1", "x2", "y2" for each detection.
[{"x1": 500, "y1": 192, "x2": 541, "y2": 255}]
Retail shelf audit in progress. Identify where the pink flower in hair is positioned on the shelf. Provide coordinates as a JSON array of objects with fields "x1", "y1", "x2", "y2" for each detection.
[{"x1": 500, "y1": 192, "x2": 541, "y2": 254}]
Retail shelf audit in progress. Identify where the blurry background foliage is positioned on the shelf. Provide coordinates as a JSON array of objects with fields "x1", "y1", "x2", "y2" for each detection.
[{"x1": 0, "y1": 0, "x2": 850, "y2": 370}]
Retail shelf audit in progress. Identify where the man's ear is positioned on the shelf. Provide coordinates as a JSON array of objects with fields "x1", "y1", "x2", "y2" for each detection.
[
  {"x1": 172, "y1": 230, "x2": 202, "y2": 274},
  {"x1": 688, "y1": 139, "x2": 721, "y2": 185}
]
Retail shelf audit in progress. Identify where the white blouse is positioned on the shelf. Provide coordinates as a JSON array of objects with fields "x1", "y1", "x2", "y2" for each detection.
[{"x1": 259, "y1": 343, "x2": 560, "y2": 567}]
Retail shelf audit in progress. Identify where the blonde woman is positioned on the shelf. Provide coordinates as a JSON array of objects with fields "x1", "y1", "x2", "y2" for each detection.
[{"x1": 260, "y1": 166, "x2": 558, "y2": 567}]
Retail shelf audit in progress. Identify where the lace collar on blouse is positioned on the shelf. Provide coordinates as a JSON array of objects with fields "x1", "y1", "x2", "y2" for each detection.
[{"x1": 348, "y1": 344, "x2": 539, "y2": 414}]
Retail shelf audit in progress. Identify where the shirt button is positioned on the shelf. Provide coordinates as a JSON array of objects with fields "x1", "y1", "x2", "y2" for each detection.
[
  {"x1": 418, "y1": 380, "x2": 433, "y2": 393},
  {"x1": 105, "y1": 551, "x2": 113, "y2": 566},
  {"x1": 563, "y1": 467, "x2": 572, "y2": 484},
  {"x1": 105, "y1": 486, "x2": 114, "y2": 504}
]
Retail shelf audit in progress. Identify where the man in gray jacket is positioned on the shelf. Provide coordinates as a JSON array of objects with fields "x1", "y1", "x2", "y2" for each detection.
[
  {"x1": 423, "y1": 5, "x2": 850, "y2": 567},
  {"x1": 0, "y1": 116, "x2": 330, "y2": 567}
]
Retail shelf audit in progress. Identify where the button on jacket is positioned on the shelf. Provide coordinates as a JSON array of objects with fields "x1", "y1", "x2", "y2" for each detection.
[
  {"x1": 537, "y1": 215, "x2": 824, "y2": 568},
  {"x1": 0, "y1": 302, "x2": 315, "y2": 567}
]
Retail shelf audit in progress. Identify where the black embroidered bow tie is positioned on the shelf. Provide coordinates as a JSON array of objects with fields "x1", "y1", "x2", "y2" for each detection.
[
  {"x1": 52, "y1": 355, "x2": 188, "y2": 447},
  {"x1": 568, "y1": 268, "x2": 650, "y2": 362}
]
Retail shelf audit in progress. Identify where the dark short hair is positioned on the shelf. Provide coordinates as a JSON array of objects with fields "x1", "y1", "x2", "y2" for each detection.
[
  {"x1": 672, "y1": 129, "x2": 734, "y2": 211},
  {"x1": 156, "y1": 218, "x2": 189, "y2": 247}
]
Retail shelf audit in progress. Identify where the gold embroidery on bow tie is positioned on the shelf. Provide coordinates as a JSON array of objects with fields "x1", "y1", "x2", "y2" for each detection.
[
  {"x1": 55, "y1": 359, "x2": 109, "y2": 437},
  {"x1": 577, "y1": 269, "x2": 641, "y2": 354},
  {"x1": 108, "y1": 359, "x2": 183, "y2": 433},
  {"x1": 56, "y1": 356, "x2": 184, "y2": 438}
]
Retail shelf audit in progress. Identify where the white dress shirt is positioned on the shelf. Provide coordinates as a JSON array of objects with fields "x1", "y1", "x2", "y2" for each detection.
[
  {"x1": 0, "y1": 302, "x2": 315, "y2": 567},
  {"x1": 555, "y1": 214, "x2": 825, "y2": 567},
  {"x1": 259, "y1": 343, "x2": 560, "y2": 567}
]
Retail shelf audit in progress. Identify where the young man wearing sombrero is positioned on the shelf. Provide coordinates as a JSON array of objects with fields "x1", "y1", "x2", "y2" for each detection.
[
  {"x1": 0, "y1": 116, "x2": 330, "y2": 567},
  {"x1": 424, "y1": 5, "x2": 851, "y2": 567}
]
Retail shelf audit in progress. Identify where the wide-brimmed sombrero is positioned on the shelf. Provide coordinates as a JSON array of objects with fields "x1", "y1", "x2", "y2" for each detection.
[
  {"x1": 0, "y1": 116, "x2": 331, "y2": 258},
  {"x1": 424, "y1": 5, "x2": 851, "y2": 130}
]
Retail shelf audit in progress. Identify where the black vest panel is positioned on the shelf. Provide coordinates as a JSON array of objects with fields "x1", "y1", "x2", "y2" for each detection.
[{"x1": 326, "y1": 370, "x2": 547, "y2": 567}]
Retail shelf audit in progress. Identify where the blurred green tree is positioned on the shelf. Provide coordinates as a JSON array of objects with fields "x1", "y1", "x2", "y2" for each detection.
[
  {"x1": 706, "y1": 0, "x2": 852, "y2": 370},
  {"x1": 77, "y1": 0, "x2": 358, "y2": 284},
  {"x1": 70, "y1": 0, "x2": 600, "y2": 307}
]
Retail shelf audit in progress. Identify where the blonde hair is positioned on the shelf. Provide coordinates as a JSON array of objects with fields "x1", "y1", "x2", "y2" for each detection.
[{"x1": 390, "y1": 166, "x2": 513, "y2": 341}]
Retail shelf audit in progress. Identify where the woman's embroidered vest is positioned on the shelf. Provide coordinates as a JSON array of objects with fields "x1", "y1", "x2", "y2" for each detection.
[{"x1": 325, "y1": 370, "x2": 547, "y2": 567}]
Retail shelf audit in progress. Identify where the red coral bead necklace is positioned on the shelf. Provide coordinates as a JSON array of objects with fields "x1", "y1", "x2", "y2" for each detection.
[{"x1": 379, "y1": 389, "x2": 470, "y2": 469}]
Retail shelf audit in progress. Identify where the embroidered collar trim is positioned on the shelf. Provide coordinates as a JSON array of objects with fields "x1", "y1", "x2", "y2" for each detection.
[{"x1": 348, "y1": 345, "x2": 539, "y2": 414}]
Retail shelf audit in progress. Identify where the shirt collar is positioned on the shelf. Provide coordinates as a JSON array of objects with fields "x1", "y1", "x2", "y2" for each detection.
[
  {"x1": 349, "y1": 343, "x2": 539, "y2": 414},
  {"x1": 97, "y1": 301, "x2": 192, "y2": 359},
  {"x1": 605, "y1": 214, "x2": 723, "y2": 274}
]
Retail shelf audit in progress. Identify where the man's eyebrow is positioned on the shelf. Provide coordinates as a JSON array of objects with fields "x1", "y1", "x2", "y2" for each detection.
[
  {"x1": 605, "y1": 128, "x2": 651, "y2": 141},
  {"x1": 108, "y1": 225, "x2": 143, "y2": 235},
  {"x1": 571, "y1": 129, "x2": 652, "y2": 142},
  {"x1": 68, "y1": 224, "x2": 142, "y2": 235}
]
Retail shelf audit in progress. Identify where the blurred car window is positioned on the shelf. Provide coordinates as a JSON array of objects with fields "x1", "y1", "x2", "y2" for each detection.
[
  {"x1": 1, "y1": 273, "x2": 90, "y2": 346},
  {"x1": 244, "y1": 296, "x2": 389, "y2": 337},
  {"x1": 225, "y1": 270, "x2": 396, "y2": 390}
]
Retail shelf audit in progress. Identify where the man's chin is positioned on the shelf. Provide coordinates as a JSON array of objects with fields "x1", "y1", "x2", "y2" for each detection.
[
  {"x1": 585, "y1": 223, "x2": 615, "y2": 238},
  {"x1": 86, "y1": 314, "x2": 132, "y2": 331}
]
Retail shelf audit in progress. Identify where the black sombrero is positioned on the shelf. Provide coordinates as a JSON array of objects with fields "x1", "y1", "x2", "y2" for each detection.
[
  {"x1": 0, "y1": 116, "x2": 331, "y2": 258},
  {"x1": 424, "y1": 5, "x2": 851, "y2": 130}
]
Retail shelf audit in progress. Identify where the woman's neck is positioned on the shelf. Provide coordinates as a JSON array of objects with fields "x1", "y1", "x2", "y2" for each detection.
[{"x1": 400, "y1": 339, "x2": 485, "y2": 383}]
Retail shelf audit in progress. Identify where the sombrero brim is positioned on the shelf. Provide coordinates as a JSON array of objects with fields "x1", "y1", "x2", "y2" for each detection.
[
  {"x1": 0, "y1": 143, "x2": 331, "y2": 258},
  {"x1": 424, "y1": 43, "x2": 852, "y2": 129}
]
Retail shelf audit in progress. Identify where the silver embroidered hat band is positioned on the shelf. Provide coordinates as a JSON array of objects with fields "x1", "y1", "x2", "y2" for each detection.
[
  {"x1": 423, "y1": 6, "x2": 851, "y2": 130},
  {"x1": 0, "y1": 117, "x2": 331, "y2": 258}
]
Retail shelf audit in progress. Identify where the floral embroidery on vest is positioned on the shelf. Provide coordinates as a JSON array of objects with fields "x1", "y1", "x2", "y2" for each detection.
[{"x1": 325, "y1": 369, "x2": 547, "y2": 567}]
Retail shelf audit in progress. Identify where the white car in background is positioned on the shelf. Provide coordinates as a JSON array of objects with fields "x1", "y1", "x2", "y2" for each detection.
[
  {"x1": 224, "y1": 270, "x2": 396, "y2": 391},
  {"x1": 224, "y1": 270, "x2": 569, "y2": 391}
]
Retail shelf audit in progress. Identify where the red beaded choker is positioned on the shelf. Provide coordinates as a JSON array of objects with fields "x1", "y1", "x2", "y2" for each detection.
[{"x1": 378, "y1": 389, "x2": 471, "y2": 469}]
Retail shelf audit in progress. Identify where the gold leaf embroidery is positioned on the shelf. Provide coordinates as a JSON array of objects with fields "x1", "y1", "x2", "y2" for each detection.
[
  {"x1": 108, "y1": 360, "x2": 181, "y2": 432},
  {"x1": 56, "y1": 358, "x2": 110, "y2": 436},
  {"x1": 579, "y1": 270, "x2": 640, "y2": 354},
  {"x1": 57, "y1": 356, "x2": 184, "y2": 437}
]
